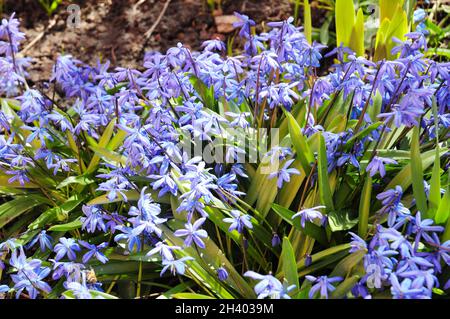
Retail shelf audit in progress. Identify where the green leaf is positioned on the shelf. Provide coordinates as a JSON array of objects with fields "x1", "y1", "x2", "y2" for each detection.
[
  {"x1": 426, "y1": 48, "x2": 450, "y2": 59},
  {"x1": 435, "y1": 169, "x2": 449, "y2": 224},
  {"x1": 189, "y1": 76, "x2": 217, "y2": 112},
  {"x1": 345, "y1": 122, "x2": 383, "y2": 150},
  {"x1": 48, "y1": 218, "x2": 82, "y2": 232},
  {"x1": 374, "y1": 18, "x2": 390, "y2": 61},
  {"x1": 0, "y1": 195, "x2": 49, "y2": 228},
  {"x1": 368, "y1": 91, "x2": 383, "y2": 123},
  {"x1": 297, "y1": 249, "x2": 350, "y2": 277},
  {"x1": 330, "y1": 250, "x2": 366, "y2": 277},
  {"x1": 331, "y1": 275, "x2": 360, "y2": 298},
  {"x1": 380, "y1": 0, "x2": 404, "y2": 22},
  {"x1": 335, "y1": 0, "x2": 355, "y2": 46},
  {"x1": 328, "y1": 210, "x2": 358, "y2": 232},
  {"x1": 304, "y1": 0, "x2": 312, "y2": 44},
  {"x1": 358, "y1": 176, "x2": 372, "y2": 237},
  {"x1": 172, "y1": 293, "x2": 216, "y2": 299},
  {"x1": 429, "y1": 98, "x2": 441, "y2": 216},
  {"x1": 435, "y1": 190, "x2": 450, "y2": 224},
  {"x1": 161, "y1": 282, "x2": 195, "y2": 299},
  {"x1": 105, "y1": 82, "x2": 128, "y2": 95},
  {"x1": 86, "y1": 118, "x2": 117, "y2": 174},
  {"x1": 318, "y1": 133, "x2": 334, "y2": 211},
  {"x1": 89, "y1": 290, "x2": 118, "y2": 299},
  {"x1": 28, "y1": 194, "x2": 85, "y2": 230},
  {"x1": 280, "y1": 237, "x2": 300, "y2": 292},
  {"x1": 278, "y1": 160, "x2": 306, "y2": 209},
  {"x1": 272, "y1": 204, "x2": 328, "y2": 246},
  {"x1": 89, "y1": 145, "x2": 127, "y2": 166},
  {"x1": 349, "y1": 8, "x2": 365, "y2": 57},
  {"x1": 320, "y1": 14, "x2": 332, "y2": 45},
  {"x1": 107, "y1": 129, "x2": 128, "y2": 151},
  {"x1": 0, "y1": 174, "x2": 38, "y2": 188},
  {"x1": 386, "y1": 148, "x2": 446, "y2": 192},
  {"x1": 385, "y1": 5, "x2": 408, "y2": 59},
  {"x1": 163, "y1": 223, "x2": 246, "y2": 298},
  {"x1": 63, "y1": 289, "x2": 118, "y2": 299},
  {"x1": 56, "y1": 175, "x2": 95, "y2": 189},
  {"x1": 442, "y1": 204, "x2": 450, "y2": 242},
  {"x1": 411, "y1": 125, "x2": 428, "y2": 216},
  {"x1": 87, "y1": 190, "x2": 170, "y2": 205},
  {"x1": 284, "y1": 109, "x2": 314, "y2": 175}
]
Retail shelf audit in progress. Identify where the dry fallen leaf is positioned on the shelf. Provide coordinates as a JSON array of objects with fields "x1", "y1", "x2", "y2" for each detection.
[{"x1": 214, "y1": 15, "x2": 240, "y2": 34}]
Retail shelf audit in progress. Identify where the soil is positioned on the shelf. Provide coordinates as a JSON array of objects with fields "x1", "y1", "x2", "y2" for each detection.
[{"x1": 2, "y1": 0, "x2": 329, "y2": 83}]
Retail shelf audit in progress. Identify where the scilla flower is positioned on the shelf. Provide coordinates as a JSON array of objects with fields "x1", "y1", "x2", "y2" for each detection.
[
  {"x1": 292, "y1": 206, "x2": 326, "y2": 228},
  {"x1": 223, "y1": 210, "x2": 253, "y2": 233}
]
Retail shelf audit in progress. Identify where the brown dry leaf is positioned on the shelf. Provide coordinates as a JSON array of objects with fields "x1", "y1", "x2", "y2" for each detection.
[{"x1": 214, "y1": 15, "x2": 240, "y2": 34}]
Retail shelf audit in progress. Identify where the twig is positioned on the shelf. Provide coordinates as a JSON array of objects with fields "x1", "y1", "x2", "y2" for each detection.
[
  {"x1": 20, "y1": 18, "x2": 57, "y2": 55},
  {"x1": 144, "y1": 0, "x2": 171, "y2": 40}
]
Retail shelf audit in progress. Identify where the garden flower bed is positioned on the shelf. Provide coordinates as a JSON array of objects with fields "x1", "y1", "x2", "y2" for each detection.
[{"x1": 0, "y1": 0, "x2": 448, "y2": 300}]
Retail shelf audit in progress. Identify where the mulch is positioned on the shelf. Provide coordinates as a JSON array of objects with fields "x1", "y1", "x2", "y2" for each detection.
[{"x1": 3, "y1": 0, "x2": 331, "y2": 83}]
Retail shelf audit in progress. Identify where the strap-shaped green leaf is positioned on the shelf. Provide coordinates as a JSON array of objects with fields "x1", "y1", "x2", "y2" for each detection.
[
  {"x1": 285, "y1": 110, "x2": 314, "y2": 175},
  {"x1": 358, "y1": 175, "x2": 372, "y2": 237},
  {"x1": 304, "y1": 0, "x2": 312, "y2": 44},
  {"x1": 429, "y1": 98, "x2": 442, "y2": 216},
  {"x1": 349, "y1": 8, "x2": 365, "y2": 56},
  {"x1": 48, "y1": 218, "x2": 82, "y2": 232},
  {"x1": 411, "y1": 125, "x2": 428, "y2": 216},
  {"x1": 280, "y1": 237, "x2": 300, "y2": 292},
  {"x1": 0, "y1": 195, "x2": 49, "y2": 228},
  {"x1": 335, "y1": 0, "x2": 355, "y2": 47},
  {"x1": 318, "y1": 133, "x2": 334, "y2": 211}
]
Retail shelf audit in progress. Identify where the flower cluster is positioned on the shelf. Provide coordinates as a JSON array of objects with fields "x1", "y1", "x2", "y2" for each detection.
[
  {"x1": 349, "y1": 187, "x2": 449, "y2": 299},
  {"x1": 0, "y1": 11, "x2": 448, "y2": 300}
]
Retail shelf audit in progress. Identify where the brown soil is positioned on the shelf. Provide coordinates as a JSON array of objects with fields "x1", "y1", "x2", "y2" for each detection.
[{"x1": 2, "y1": 0, "x2": 329, "y2": 82}]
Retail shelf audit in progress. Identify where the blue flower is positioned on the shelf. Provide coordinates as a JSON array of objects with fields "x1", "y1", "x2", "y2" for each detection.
[
  {"x1": 377, "y1": 184, "x2": 403, "y2": 209},
  {"x1": 65, "y1": 272, "x2": 100, "y2": 299},
  {"x1": 398, "y1": 269, "x2": 438, "y2": 292},
  {"x1": 292, "y1": 206, "x2": 326, "y2": 228},
  {"x1": 378, "y1": 92, "x2": 426, "y2": 128},
  {"x1": 9, "y1": 248, "x2": 41, "y2": 272},
  {"x1": 0, "y1": 285, "x2": 9, "y2": 293},
  {"x1": 244, "y1": 271, "x2": 295, "y2": 299},
  {"x1": 161, "y1": 257, "x2": 194, "y2": 276},
  {"x1": 366, "y1": 156, "x2": 397, "y2": 177},
  {"x1": 79, "y1": 241, "x2": 109, "y2": 264},
  {"x1": 27, "y1": 230, "x2": 53, "y2": 252},
  {"x1": 11, "y1": 266, "x2": 52, "y2": 299},
  {"x1": 217, "y1": 267, "x2": 229, "y2": 281},
  {"x1": 146, "y1": 241, "x2": 181, "y2": 261},
  {"x1": 305, "y1": 275, "x2": 343, "y2": 299},
  {"x1": 378, "y1": 227, "x2": 413, "y2": 258},
  {"x1": 233, "y1": 12, "x2": 255, "y2": 39},
  {"x1": 389, "y1": 273, "x2": 429, "y2": 299},
  {"x1": 268, "y1": 159, "x2": 300, "y2": 189},
  {"x1": 54, "y1": 237, "x2": 81, "y2": 261},
  {"x1": 50, "y1": 260, "x2": 84, "y2": 283},
  {"x1": 410, "y1": 212, "x2": 444, "y2": 250},
  {"x1": 174, "y1": 217, "x2": 208, "y2": 249},
  {"x1": 348, "y1": 232, "x2": 367, "y2": 253},
  {"x1": 66, "y1": 280, "x2": 93, "y2": 299},
  {"x1": 223, "y1": 210, "x2": 253, "y2": 233},
  {"x1": 376, "y1": 186, "x2": 409, "y2": 227},
  {"x1": 80, "y1": 205, "x2": 107, "y2": 233},
  {"x1": 271, "y1": 233, "x2": 281, "y2": 247},
  {"x1": 23, "y1": 125, "x2": 54, "y2": 144},
  {"x1": 114, "y1": 225, "x2": 143, "y2": 252},
  {"x1": 201, "y1": 39, "x2": 226, "y2": 52}
]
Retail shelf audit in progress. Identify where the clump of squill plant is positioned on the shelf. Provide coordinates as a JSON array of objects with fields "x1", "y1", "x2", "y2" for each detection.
[{"x1": 0, "y1": 11, "x2": 448, "y2": 299}]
